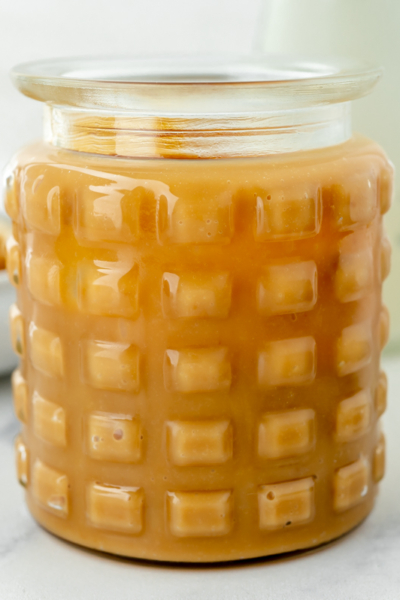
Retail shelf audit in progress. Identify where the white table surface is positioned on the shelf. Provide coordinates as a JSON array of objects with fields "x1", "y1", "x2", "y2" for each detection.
[{"x1": 1, "y1": 358, "x2": 400, "y2": 600}]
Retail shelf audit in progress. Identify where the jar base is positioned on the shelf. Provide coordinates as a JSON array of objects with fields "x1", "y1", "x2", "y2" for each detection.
[{"x1": 26, "y1": 492, "x2": 376, "y2": 563}]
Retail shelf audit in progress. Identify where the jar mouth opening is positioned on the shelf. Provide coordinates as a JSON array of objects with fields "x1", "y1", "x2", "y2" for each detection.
[
  {"x1": 12, "y1": 55, "x2": 381, "y2": 113},
  {"x1": 12, "y1": 55, "x2": 349, "y2": 84}
]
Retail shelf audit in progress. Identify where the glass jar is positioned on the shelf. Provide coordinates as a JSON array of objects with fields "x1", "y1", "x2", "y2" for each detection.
[{"x1": 5, "y1": 56, "x2": 393, "y2": 562}]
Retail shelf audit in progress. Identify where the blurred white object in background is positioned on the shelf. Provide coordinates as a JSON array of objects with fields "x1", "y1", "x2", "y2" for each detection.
[
  {"x1": 257, "y1": 0, "x2": 400, "y2": 352},
  {"x1": 0, "y1": 271, "x2": 17, "y2": 375}
]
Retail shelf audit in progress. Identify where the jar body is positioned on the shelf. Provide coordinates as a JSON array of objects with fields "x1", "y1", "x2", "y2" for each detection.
[{"x1": 6, "y1": 136, "x2": 391, "y2": 562}]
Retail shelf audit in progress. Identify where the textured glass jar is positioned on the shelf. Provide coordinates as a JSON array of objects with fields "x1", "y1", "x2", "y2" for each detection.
[{"x1": 5, "y1": 57, "x2": 393, "y2": 562}]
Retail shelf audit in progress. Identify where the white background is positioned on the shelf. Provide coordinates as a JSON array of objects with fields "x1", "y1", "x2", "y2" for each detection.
[{"x1": 0, "y1": 0, "x2": 264, "y2": 187}]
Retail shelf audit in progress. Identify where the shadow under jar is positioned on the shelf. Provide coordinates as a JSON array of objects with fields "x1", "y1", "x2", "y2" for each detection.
[{"x1": 5, "y1": 56, "x2": 393, "y2": 562}]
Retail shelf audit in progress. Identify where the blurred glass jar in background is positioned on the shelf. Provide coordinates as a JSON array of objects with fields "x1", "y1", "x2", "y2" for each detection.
[{"x1": 258, "y1": 0, "x2": 400, "y2": 352}]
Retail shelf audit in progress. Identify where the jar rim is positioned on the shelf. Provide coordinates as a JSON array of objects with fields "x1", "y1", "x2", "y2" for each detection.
[{"x1": 11, "y1": 55, "x2": 382, "y2": 113}]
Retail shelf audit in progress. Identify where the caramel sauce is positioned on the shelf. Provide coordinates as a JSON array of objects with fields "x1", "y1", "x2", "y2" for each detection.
[{"x1": 7, "y1": 136, "x2": 392, "y2": 561}]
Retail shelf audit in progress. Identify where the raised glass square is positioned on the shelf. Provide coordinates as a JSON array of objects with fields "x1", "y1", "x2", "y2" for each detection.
[
  {"x1": 336, "y1": 391, "x2": 371, "y2": 442},
  {"x1": 335, "y1": 249, "x2": 373, "y2": 303},
  {"x1": 27, "y1": 253, "x2": 61, "y2": 306},
  {"x1": 162, "y1": 271, "x2": 231, "y2": 318},
  {"x1": 258, "y1": 477, "x2": 315, "y2": 530},
  {"x1": 258, "y1": 409, "x2": 315, "y2": 459},
  {"x1": 9, "y1": 304, "x2": 25, "y2": 358},
  {"x1": 333, "y1": 458, "x2": 369, "y2": 512},
  {"x1": 167, "y1": 420, "x2": 233, "y2": 466},
  {"x1": 157, "y1": 192, "x2": 233, "y2": 245},
  {"x1": 6, "y1": 237, "x2": 21, "y2": 287},
  {"x1": 82, "y1": 340, "x2": 140, "y2": 392},
  {"x1": 332, "y1": 168, "x2": 378, "y2": 230},
  {"x1": 4, "y1": 170, "x2": 19, "y2": 221},
  {"x1": 87, "y1": 482, "x2": 143, "y2": 533},
  {"x1": 336, "y1": 323, "x2": 372, "y2": 377},
  {"x1": 75, "y1": 178, "x2": 141, "y2": 243},
  {"x1": 33, "y1": 392, "x2": 67, "y2": 447},
  {"x1": 373, "y1": 432, "x2": 385, "y2": 483},
  {"x1": 77, "y1": 257, "x2": 139, "y2": 318},
  {"x1": 11, "y1": 369, "x2": 28, "y2": 423},
  {"x1": 380, "y1": 164, "x2": 394, "y2": 215},
  {"x1": 88, "y1": 412, "x2": 142, "y2": 463},
  {"x1": 257, "y1": 261, "x2": 317, "y2": 315},
  {"x1": 164, "y1": 347, "x2": 231, "y2": 393},
  {"x1": 258, "y1": 337, "x2": 316, "y2": 387},
  {"x1": 380, "y1": 234, "x2": 392, "y2": 282},
  {"x1": 255, "y1": 183, "x2": 321, "y2": 241},
  {"x1": 15, "y1": 434, "x2": 29, "y2": 487},
  {"x1": 375, "y1": 370, "x2": 387, "y2": 417},
  {"x1": 23, "y1": 168, "x2": 61, "y2": 235},
  {"x1": 168, "y1": 490, "x2": 232, "y2": 537},
  {"x1": 32, "y1": 459, "x2": 69, "y2": 517},
  {"x1": 29, "y1": 324, "x2": 64, "y2": 378}
]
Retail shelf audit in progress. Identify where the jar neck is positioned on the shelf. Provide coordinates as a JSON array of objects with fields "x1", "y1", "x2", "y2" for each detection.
[{"x1": 44, "y1": 102, "x2": 352, "y2": 159}]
